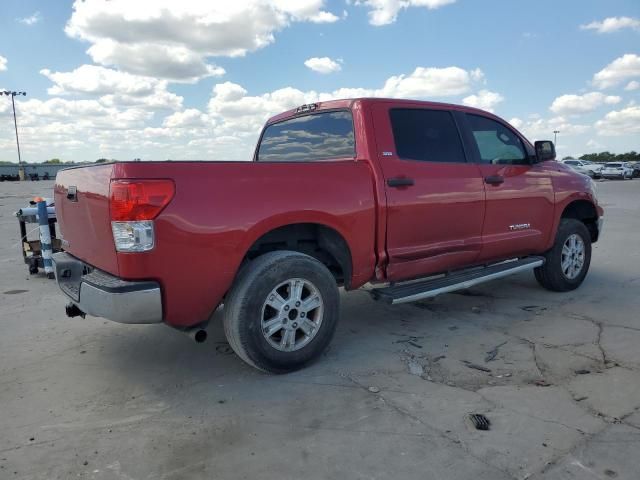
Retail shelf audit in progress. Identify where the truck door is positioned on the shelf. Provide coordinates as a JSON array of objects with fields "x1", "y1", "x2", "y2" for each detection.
[
  {"x1": 371, "y1": 103, "x2": 485, "y2": 282},
  {"x1": 456, "y1": 112, "x2": 554, "y2": 261}
]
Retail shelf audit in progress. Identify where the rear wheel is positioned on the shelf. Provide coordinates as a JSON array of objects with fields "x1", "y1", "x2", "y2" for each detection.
[
  {"x1": 535, "y1": 219, "x2": 591, "y2": 292},
  {"x1": 223, "y1": 251, "x2": 340, "y2": 373}
]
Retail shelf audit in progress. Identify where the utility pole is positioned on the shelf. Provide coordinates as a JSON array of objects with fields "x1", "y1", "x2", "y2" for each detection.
[
  {"x1": 2, "y1": 90, "x2": 27, "y2": 180},
  {"x1": 553, "y1": 130, "x2": 560, "y2": 145}
]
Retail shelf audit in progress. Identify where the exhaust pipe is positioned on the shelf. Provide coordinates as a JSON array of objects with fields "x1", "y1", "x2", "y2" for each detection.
[
  {"x1": 65, "y1": 303, "x2": 86, "y2": 318},
  {"x1": 183, "y1": 326, "x2": 208, "y2": 343}
]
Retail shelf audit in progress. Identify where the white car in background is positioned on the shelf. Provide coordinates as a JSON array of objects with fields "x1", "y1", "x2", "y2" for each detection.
[
  {"x1": 582, "y1": 161, "x2": 604, "y2": 177},
  {"x1": 601, "y1": 162, "x2": 634, "y2": 180},
  {"x1": 561, "y1": 159, "x2": 602, "y2": 178}
]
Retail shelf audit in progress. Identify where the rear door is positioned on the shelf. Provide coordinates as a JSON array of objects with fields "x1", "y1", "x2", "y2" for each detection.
[
  {"x1": 457, "y1": 112, "x2": 554, "y2": 261},
  {"x1": 371, "y1": 103, "x2": 485, "y2": 281}
]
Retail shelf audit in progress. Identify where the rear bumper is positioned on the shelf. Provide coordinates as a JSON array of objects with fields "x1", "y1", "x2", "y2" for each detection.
[{"x1": 52, "y1": 252, "x2": 163, "y2": 324}]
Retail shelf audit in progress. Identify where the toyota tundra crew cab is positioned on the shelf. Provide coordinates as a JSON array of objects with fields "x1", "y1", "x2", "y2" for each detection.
[{"x1": 52, "y1": 98, "x2": 603, "y2": 373}]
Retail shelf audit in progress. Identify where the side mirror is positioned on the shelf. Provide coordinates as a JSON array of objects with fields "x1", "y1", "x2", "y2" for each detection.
[{"x1": 534, "y1": 140, "x2": 556, "y2": 163}]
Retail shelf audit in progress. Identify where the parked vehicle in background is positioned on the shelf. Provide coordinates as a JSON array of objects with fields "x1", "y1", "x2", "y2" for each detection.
[
  {"x1": 582, "y1": 161, "x2": 604, "y2": 178},
  {"x1": 561, "y1": 159, "x2": 601, "y2": 178},
  {"x1": 602, "y1": 162, "x2": 634, "y2": 180},
  {"x1": 51, "y1": 98, "x2": 604, "y2": 373},
  {"x1": 631, "y1": 162, "x2": 640, "y2": 178}
]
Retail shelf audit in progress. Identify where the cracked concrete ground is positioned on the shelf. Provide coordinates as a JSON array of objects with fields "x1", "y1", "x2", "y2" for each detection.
[{"x1": 1, "y1": 179, "x2": 639, "y2": 480}]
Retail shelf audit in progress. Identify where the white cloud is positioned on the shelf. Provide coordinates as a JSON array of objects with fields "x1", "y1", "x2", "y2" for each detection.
[
  {"x1": 592, "y1": 54, "x2": 640, "y2": 89},
  {"x1": 581, "y1": 16, "x2": 640, "y2": 34},
  {"x1": 18, "y1": 11, "x2": 42, "y2": 26},
  {"x1": 18, "y1": 98, "x2": 152, "y2": 129},
  {"x1": 0, "y1": 95, "x2": 168, "y2": 160},
  {"x1": 586, "y1": 139, "x2": 605, "y2": 150},
  {"x1": 595, "y1": 106, "x2": 640, "y2": 136},
  {"x1": 42, "y1": 65, "x2": 160, "y2": 96},
  {"x1": 355, "y1": 0, "x2": 456, "y2": 26},
  {"x1": 625, "y1": 80, "x2": 640, "y2": 91},
  {"x1": 98, "y1": 90, "x2": 183, "y2": 111},
  {"x1": 378, "y1": 66, "x2": 481, "y2": 97},
  {"x1": 65, "y1": 0, "x2": 339, "y2": 81},
  {"x1": 41, "y1": 65, "x2": 183, "y2": 110},
  {"x1": 162, "y1": 109, "x2": 210, "y2": 128},
  {"x1": 469, "y1": 68, "x2": 485, "y2": 83},
  {"x1": 0, "y1": 55, "x2": 6, "y2": 71},
  {"x1": 512, "y1": 116, "x2": 590, "y2": 141},
  {"x1": 508, "y1": 117, "x2": 524, "y2": 130},
  {"x1": 304, "y1": 57, "x2": 342, "y2": 74},
  {"x1": 86, "y1": 41, "x2": 225, "y2": 83},
  {"x1": 462, "y1": 89, "x2": 504, "y2": 112},
  {"x1": 550, "y1": 92, "x2": 621, "y2": 115},
  {"x1": 307, "y1": 11, "x2": 340, "y2": 23}
]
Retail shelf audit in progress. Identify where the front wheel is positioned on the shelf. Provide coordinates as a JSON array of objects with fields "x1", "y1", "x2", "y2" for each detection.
[
  {"x1": 534, "y1": 219, "x2": 592, "y2": 292},
  {"x1": 223, "y1": 251, "x2": 340, "y2": 373}
]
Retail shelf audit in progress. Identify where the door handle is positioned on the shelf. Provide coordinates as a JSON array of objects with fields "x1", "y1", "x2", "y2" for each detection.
[
  {"x1": 484, "y1": 175, "x2": 504, "y2": 185},
  {"x1": 387, "y1": 177, "x2": 415, "y2": 188}
]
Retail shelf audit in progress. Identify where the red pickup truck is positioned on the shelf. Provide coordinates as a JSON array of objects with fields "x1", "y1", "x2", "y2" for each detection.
[{"x1": 52, "y1": 98, "x2": 603, "y2": 373}]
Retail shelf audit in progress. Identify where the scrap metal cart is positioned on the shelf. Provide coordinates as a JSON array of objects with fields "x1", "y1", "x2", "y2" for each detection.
[{"x1": 15, "y1": 198, "x2": 62, "y2": 277}]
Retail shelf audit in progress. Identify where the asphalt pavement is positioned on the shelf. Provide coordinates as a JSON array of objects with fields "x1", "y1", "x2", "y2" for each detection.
[{"x1": 1, "y1": 178, "x2": 639, "y2": 480}]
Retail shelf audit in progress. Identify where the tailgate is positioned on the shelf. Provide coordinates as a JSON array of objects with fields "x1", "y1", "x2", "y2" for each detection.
[{"x1": 54, "y1": 164, "x2": 119, "y2": 275}]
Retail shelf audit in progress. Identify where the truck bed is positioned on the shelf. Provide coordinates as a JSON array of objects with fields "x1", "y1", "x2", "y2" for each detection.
[{"x1": 54, "y1": 161, "x2": 377, "y2": 327}]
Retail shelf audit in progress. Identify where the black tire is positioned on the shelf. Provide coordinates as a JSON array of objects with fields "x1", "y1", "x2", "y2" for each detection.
[
  {"x1": 223, "y1": 251, "x2": 340, "y2": 373},
  {"x1": 29, "y1": 258, "x2": 39, "y2": 275},
  {"x1": 534, "y1": 218, "x2": 591, "y2": 292}
]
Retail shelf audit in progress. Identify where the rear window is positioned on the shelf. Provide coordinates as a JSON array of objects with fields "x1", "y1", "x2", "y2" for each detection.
[
  {"x1": 257, "y1": 111, "x2": 355, "y2": 162},
  {"x1": 607, "y1": 163, "x2": 622, "y2": 167},
  {"x1": 389, "y1": 109, "x2": 466, "y2": 163}
]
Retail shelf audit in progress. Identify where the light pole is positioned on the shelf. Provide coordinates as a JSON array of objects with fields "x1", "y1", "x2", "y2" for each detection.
[
  {"x1": 553, "y1": 130, "x2": 560, "y2": 145},
  {"x1": 2, "y1": 90, "x2": 27, "y2": 180}
]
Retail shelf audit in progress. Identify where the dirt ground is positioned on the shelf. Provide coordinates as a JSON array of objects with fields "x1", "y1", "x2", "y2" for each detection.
[{"x1": 1, "y1": 178, "x2": 639, "y2": 480}]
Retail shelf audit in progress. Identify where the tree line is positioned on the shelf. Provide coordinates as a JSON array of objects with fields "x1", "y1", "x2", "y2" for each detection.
[{"x1": 564, "y1": 151, "x2": 640, "y2": 163}]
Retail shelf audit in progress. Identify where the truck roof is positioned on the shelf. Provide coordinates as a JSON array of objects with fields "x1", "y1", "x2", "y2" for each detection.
[{"x1": 265, "y1": 97, "x2": 497, "y2": 125}]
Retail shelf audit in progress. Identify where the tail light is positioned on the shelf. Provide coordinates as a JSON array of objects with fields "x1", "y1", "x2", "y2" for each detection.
[
  {"x1": 109, "y1": 179, "x2": 175, "y2": 252},
  {"x1": 110, "y1": 179, "x2": 175, "y2": 221}
]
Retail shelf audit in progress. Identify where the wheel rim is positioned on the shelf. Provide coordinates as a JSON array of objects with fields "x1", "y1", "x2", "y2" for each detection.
[
  {"x1": 561, "y1": 234, "x2": 585, "y2": 280},
  {"x1": 260, "y1": 278, "x2": 324, "y2": 352}
]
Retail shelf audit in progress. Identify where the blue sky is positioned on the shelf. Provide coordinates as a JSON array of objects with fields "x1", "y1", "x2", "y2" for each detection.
[{"x1": 0, "y1": 0, "x2": 638, "y2": 162}]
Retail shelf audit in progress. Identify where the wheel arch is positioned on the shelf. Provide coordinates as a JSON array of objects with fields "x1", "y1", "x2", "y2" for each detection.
[
  {"x1": 242, "y1": 222, "x2": 354, "y2": 289},
  {"x1": 560, "y1": 199, "x2": 599, "y2": 242}
]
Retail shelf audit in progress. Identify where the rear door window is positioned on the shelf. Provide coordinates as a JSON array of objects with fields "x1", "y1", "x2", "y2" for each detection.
[
  {"x1": 389, "y1": 109, "x2": 467, "y2": 163},
  {"x1": 257, "y1": 111, "x2": 355, "y2": 162}
]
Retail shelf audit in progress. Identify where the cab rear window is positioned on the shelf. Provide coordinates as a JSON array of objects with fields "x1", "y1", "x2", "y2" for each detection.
[{"x1": 257, "y1": 111, "x2": 355, "y2": 162}]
